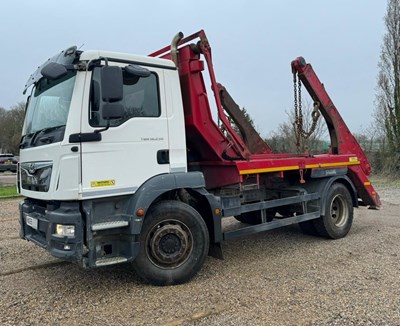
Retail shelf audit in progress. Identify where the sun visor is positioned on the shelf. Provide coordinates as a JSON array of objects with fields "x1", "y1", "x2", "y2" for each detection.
[{"x1": 23, "y1": 46, "x2": 79, "y2": 94}]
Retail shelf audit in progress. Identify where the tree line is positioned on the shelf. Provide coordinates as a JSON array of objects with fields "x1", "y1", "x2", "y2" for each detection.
[
  {"x1": 0, "y1": 103, "x2": 25, "y2": 155},
  {"x1": 270, "y1": 0, "x2": 400, "y2": 176},
  {"x1": 374, "y1": 0, "x2": 400, "y2": 174},
  {"x1": 229, "y1": 0, "x2": 400, "y2": 176}
]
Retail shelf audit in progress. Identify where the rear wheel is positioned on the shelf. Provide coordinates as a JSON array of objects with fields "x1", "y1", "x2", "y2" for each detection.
[
  {"x1": 314, "y1": 183, "x2": 353, "y2": 239},
  {"x1": 133, "y1": 200, "x2": 209, "y2": 286}
]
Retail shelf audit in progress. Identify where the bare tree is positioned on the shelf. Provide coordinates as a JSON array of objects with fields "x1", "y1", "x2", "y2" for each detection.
[
  {"x1": 267, "y1": 99, "x2": 328, "y2": 154},
  {"x1": 0, "y1": 107, "x2": 7, "y2": 152},
  {"x1": 375, "y1": 0, "x2": 400, "y2": 171}
]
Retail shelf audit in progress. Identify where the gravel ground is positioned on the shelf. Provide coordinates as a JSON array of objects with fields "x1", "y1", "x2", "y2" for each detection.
[{"x1": 1, "y1": 185, "x2": 400, "y2": 326}]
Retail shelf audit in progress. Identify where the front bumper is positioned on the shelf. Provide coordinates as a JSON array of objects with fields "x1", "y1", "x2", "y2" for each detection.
[
  {"x1": 20, "y1": 197, "x2": 141, "y2": 268},
  {"x1": 19, "y1": 199, "x2": 84, "y2": 264}
]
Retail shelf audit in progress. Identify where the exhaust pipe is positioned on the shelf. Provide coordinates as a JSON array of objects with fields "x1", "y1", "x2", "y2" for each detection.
[{"x1": 171, "y1": 32, "x2": 184, "y2": 67}]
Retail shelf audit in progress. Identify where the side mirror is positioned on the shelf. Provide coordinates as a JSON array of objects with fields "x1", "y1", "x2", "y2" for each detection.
[
  {"x1": 125, "y1": 64, "x2": 151, "y2": 77},
  {"x1": 41, "y1": 62, "x2": 68, "y2": 80},
  {"x1": 102, "y1": 103, "x2": 124, "y2": 120},
  {"x1": 94, "y1": 102, "x2": 124, "y2": 134},
  {"x1": 101, "y1": 66, "x2": 123, "y2": 102}
]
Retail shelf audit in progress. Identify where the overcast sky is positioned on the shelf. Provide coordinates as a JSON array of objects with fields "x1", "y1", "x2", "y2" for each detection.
[{"x1": 1, "y1": 0, "x2": 386, "y2": 138}]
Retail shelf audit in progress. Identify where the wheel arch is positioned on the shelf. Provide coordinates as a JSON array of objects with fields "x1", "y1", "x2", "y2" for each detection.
[
  {"x1": 303, "y1": 175, "x2": 358, "y2": 216},
  {"x1": 331, "y1": 177, "x2": 358, "y2": 208},
  {"x1": 127, "y1": 172, "x2": 221, "y2": 243}
]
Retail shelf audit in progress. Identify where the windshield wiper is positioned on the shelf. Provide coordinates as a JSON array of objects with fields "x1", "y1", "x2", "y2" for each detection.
[{"x1": 29, "y1": 125, "x2": 65, "y2": 146}]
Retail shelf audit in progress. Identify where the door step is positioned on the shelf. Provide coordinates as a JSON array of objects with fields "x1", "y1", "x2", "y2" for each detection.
[
  {"x1": 95, "y1": 256, "x2": 128, "y2": 267},
  {"x1": 92, "y1": 221, "x2": 129, "y2": 231}
]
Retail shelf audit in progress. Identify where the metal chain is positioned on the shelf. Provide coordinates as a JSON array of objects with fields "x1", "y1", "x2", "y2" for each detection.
[
  {"x1": 298, "y1": 76, "x2": 302, "y2": 125},
  {"x1": 297, "y1": 77, "x2": 304, "y2": 139},
  {"x1": 293, "y1": 72, "x2": 321, "y2": 149},
  {"x1": 293, "y1": 73, "x2": 300, "y2": 147},
  {"x1": 304, "y1": 101, "x2": 321, "y2": 138}
]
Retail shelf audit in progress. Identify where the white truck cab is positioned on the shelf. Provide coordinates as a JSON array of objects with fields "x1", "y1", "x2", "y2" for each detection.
[
  {"x1": 20, "y1": 47, "x2": 187, "y2": 201},
  {"x1": 19, "y1": 46, "x2": 209, "y2": 281}
]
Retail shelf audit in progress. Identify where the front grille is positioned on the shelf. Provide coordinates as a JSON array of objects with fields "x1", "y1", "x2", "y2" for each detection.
[{"x1": 21, "y1": 161, "x2": 52, "y2": 192}]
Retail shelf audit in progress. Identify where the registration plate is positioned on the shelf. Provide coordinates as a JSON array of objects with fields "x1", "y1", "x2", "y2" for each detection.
[
  {"x1": 4, "y1": 162, "x2": 12, "y2": 165},
  {"x1": 26, "y1": 216, "x2": 38, "y2": 230}
]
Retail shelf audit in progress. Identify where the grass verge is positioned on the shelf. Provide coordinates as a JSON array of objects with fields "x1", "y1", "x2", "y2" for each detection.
[
  {"x1": 0, "y1": 185, "x2": 19, "y2": 198},
  {"x1": 370, "y1": 175, "x2": 400, "y2": 188}
]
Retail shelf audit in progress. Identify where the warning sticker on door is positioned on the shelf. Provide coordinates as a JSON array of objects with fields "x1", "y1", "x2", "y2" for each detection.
[{"x1": 90, "y1": 180, "x2": 116, "y2": 188}]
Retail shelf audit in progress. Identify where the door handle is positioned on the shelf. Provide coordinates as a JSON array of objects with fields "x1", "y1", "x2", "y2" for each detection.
[{"x1": 157, "y1": 149, "x2": 170, "y2": 164}]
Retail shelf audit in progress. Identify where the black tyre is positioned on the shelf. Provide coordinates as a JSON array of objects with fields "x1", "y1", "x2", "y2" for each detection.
[
  {"x1": 314, "y1": 183, "x2": 353, "y2": 239},
  {"x1": 133, "y1": 200, "x2": 209, "y2": 286}
]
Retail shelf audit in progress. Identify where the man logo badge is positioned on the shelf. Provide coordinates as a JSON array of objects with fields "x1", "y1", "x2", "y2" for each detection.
[{"x1": 28, "y1": 163, "x2": 36, "y2": 175}]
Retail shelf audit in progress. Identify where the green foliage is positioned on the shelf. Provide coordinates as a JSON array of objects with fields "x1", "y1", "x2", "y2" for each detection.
[
  {"x1": 370, "y1": 174, "x2": 400, "y2": 187},
  {"x1": 0, "y1": 102, "x2": 25, "y2": 155},
  {"x1": 240, "y1": 107, "x2": 255, "y2": 128},
  {"x1": 229, "y1": 107, "x2": 256, "y2": 137},
  {"x1": 0, "y1": 185, "x2": 18, "y2": 197},
  {"x1": 374, "y1": 0, "x2": 400, "y2": 174}
]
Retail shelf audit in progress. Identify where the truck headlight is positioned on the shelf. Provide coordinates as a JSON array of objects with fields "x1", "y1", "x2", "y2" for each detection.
[{"x1": 54, "y1": 224, "x2": 75, "y2": 237}]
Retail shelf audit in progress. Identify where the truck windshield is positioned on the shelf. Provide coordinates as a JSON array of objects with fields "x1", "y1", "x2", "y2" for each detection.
[{"x1": 23, "y1": 71, "x2": 76, "y2": 136}]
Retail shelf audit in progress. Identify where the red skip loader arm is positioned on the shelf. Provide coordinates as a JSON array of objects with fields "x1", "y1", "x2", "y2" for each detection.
[
  {"x1": 291, "y1": 57, "x2": 381, "y2": 207},
  {"x1": 150, "y1": 32, "x2": 380, "y2": 207},
  {"x1": 150, "y1": 30, "x2": 255, "y2": 160}
]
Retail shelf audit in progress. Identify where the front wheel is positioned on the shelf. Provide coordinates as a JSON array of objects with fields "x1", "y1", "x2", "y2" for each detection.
[
  {"x1": 133, "y1": 200, "x2": 209, "y2": 286},
  {"x1": 314, "y1": 183, "x2": 354, "y2": 239}
]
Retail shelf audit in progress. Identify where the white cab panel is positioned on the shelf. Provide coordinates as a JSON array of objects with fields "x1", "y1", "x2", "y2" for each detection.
[{"x1": 79, "y1": 66, "x2": 170, "y2": 199}]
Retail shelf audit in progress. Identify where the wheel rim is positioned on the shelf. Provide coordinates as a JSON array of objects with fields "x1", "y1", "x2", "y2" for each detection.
[
  {"x1": 146, "y1": 219, "x2": 193, "y2": 269},
  {"x1": 329, "y1": 194, "x2": 349, "y2": 227}
]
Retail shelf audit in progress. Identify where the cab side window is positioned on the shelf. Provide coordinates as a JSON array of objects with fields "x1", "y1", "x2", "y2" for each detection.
[{"x1": 89, "y1": 66, "x2": 160, "y2": 127}]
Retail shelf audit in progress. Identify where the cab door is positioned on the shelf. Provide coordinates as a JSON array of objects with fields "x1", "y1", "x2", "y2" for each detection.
[{"x1": 79, "y1": 64, "x2": 170, "y2": 199}]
